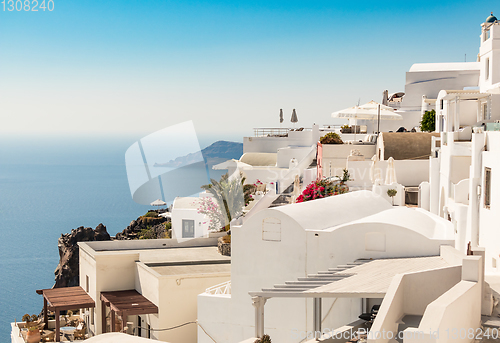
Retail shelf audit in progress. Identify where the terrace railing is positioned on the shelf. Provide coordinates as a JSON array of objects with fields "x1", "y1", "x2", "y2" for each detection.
[
  {"x1": 253, "y1": 128, "x2": 290, "y2": 137},
  {"x1": 205, "y1": 281, "x2": 231, "y2": 295}
]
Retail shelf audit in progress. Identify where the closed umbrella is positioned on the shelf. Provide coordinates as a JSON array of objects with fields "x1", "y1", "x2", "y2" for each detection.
[
  {"x1": 279, "y1": 109, "x2": 284, "y2": 124},
  {"x1": 291, "y1": 109, "x2": 298, "y2": 127},
  {"x1": 385, "y1": 157, "x2": 398, "y2": 185},
  {"x1": 370, "y1": 154, "x2": 382, "y2": 184}
]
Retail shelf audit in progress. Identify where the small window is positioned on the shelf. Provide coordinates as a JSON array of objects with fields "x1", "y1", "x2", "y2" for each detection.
[
  {"x1": 440, "y1": 99, "x2": 444, "y2": 110},
  {"x1": 485, "y1": 167, "x2": 491, "y2": 209},
  {"x1": 182, "y1": 219, "x2": 195, "y2": 238},
  {"x1": 486, "y1": 58, "x2": 490, "y2": 80},
  {"x1": 262, "y1": 218, "x2": 281, "y2": 242},
  {"x1": 484, "y1": 29, "x2": 491, "y2": 42},
  {"x1": 147, "y1": 324, "x2": 151, "y2": 339},
  {"x1": 138, "y1": 316, "x2": 142, "y2": 337},
  {"x1": 85, "y1": 275, "x2": 89, "y2": 293}
]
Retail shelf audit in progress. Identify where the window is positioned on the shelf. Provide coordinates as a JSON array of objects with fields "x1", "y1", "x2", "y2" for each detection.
[
  {"x1": 440, "y1": 99, "x2": 444, "y2": 110},
  {"x1": 182, "y1": 219, "x2": 195, "y2": 238},
  {"x1": 147, "y1": 324, "x2": 151, "y2": 339},
  {"x1": 484, "y1": 29, "x2": 491, "y2": 42},
  {"x1": 486, "y1": 58, "x2": 490, "y2": 80},
  {"x1": 485, "y1": 167, "x2": 491, "y2": 209},
  {"x1": 138, "y1": 316, "x2": 142, "y2": 337},
  {"x1": 484, "y1": 103, "x2": 489, "y2": 120},
  {"x1": 262, "y1": 218, "x2": 281, "y2": 241},
  {"x1": 85, "y1": 275, "x2": 89, "y2": 293}
]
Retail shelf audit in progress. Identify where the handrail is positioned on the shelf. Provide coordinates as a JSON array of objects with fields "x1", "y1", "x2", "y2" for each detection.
[
  {"x1": 205, "y1": 281, "x2": 231, "y2": 295},
  {"x1": 240, "y1": 144, "x2": 317, "y2": 223}
]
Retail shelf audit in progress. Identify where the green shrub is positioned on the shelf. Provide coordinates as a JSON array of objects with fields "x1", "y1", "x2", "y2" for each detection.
[
  {"x1": 387, "y1": 189, "x2": 397, "y2": 197},
  {"x1": 143, "y1": 211, "x2": 158, "y2": 218},
  {"x1": 320, "y1": 132, "x2": 343, "y2": 144},
  {"x1": 420, "y1": 110, "x2": 436, "y2": 132}
]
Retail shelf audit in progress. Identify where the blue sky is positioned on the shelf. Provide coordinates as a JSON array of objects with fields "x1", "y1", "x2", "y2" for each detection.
[{"x1": 0, "y1": 0, "x2": 497, "y2": 141}]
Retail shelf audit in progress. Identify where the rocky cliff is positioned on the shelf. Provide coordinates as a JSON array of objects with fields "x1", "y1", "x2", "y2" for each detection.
[
  {"x1": 53, "y1": 224, "x2": 111, "y2": 288},
  {"x1": 115, "y1": 214, "x2": 170, "y2": 240}
]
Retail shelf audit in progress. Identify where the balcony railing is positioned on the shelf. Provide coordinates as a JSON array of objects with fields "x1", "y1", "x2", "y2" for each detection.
[
  {"x1": 205, "y1": 281, "x2": 231, "y2": 295},
  {"x1": 253, "y1": 128, "x2": 290, "y2": 137}
]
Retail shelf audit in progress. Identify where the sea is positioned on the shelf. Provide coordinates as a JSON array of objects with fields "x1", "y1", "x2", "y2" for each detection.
[{"x1": 0, "y1": 134, "x2": 228, "y2": 342}]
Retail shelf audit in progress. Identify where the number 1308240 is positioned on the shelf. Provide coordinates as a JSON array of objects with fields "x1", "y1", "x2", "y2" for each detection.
[{"x1": 2, "y1": 0, "x2": 54, "y2": 11}]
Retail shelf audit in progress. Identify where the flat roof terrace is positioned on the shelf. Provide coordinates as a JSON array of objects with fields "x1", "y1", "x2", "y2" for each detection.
[
  {"x1": 79, "y1": 234, "x2": 224, "y2": 252},
  {"x1": 147, "y1": 263, "x2": 231, "y2": 276}
]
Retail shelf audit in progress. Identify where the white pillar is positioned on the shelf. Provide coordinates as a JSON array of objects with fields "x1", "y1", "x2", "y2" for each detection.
[
  {"x1": 429, "y1": 156, "x2": 440, "y2": 215},
  {"x1": 313, "y1": 298, "x2": 322, "y2": 338},
  {"x1": 468, "y1": 132, "x2": 485, "y2": 247},
  {"x1": 252, "y1": 296, "x2": 267, "y2": 338}
]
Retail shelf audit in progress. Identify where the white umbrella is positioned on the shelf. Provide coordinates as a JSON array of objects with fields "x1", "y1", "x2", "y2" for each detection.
[
  {"x1": 332, "y1": 100, "x2": 402, "y2": 139},
  {"x1": 370, "y1": 154, "x2": 382, "y2": 184},
  {"x1": 150, "y1": 199, "x2": 167, "y2": 212},
  {"x1": 385, "y1": 157, "x2": 398, "y2": 185},
  {"x1": 212, "y1": 159, "x2": 252, "y2": 170}
]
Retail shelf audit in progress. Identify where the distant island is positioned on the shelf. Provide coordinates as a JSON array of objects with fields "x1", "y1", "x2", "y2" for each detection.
[{"x1": 153, "y1": 140, "x2": 243, "y2": 168}]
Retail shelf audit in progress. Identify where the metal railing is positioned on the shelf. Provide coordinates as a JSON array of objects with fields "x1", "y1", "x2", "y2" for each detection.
[
  {"x1": 205, "y1": 281, "x2": 231, "y2": 295},
  {"x1": 253, "y1": 128, "x2": 290, "y2": 137}
]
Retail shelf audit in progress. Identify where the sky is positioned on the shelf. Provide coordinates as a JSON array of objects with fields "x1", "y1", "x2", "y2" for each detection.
[{"x1": 0, "y1": 0, "x2": 497, "y2": 143}]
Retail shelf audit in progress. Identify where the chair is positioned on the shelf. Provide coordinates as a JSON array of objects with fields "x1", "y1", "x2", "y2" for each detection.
[
  {"x1": 73, "y1": 321, "x2": 86, "y2": 340},
  {"x1": 358, "y1": 305, "x2": 380, "y2": 322},
  {"x1": 40, "y1": 330, "x2": 55, "y2": 342}
]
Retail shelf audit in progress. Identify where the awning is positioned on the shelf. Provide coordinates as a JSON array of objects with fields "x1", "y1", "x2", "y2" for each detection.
[
  {"x1": 248, "y1": 256, "x2": 452, "y2": 338},
  {"x1": 36, "y1": 286, "x2": 95, "y2": 342},
  {"x1": 101, "y1": 290, "x2": 158, "y2": 333}
]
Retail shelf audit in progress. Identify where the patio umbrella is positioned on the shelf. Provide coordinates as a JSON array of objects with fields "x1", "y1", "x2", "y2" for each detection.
[
  {"x1": 370, "y1": 154, "x2": 382, "y2": 185},
  {"x1": 150, "y1": 199, "x2": 167, "y2": 212},
  {"x1": 332, "y1": 100, "x2": 402, "y2": 139},
  {"x1": 291, "y1": 109, "x2": 298, "y2": 127},
  {"x1": 385, "y1": 157, "x2": 398, "y2": 185},
  {"x1": 279, "y1": 109, "x2": 284, "y2": 124}
]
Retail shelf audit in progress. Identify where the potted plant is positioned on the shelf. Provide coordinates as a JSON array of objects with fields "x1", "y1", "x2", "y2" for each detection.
[
  {"x1": 341, "y1": 124, "x2": 351, "y2": 133},
  {"x1": 26, "y1": 325, "x2": 40, "y2": 343},
  {"x1": 387, "y1": 189, "x2": 397, "y2": 205},
  {"x1": 254, "y1": 334, "x2": 272, "y2": 343},
  {"x1": 320, "y1": 132, "x2": 343, "y2": 144}
]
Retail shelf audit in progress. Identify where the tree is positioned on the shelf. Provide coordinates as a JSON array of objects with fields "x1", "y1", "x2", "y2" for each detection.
[
  {"x1": 420, "y1": 110, "x2": 436, "y2": 132},
  {"x1": 387, "y1": 188, "x2": 397, "y2": 206},
  {"x1": 201, "y1": 173, "x2": 245, "y2": 230}
]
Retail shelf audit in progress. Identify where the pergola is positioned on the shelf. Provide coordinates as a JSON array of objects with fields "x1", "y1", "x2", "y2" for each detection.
[
  {"x1": 100, "y1": 290, "x2": 158, "y2": 334},
  {"x1": 36, "y1": 286, "x2": 95, "y2": 342},
  {"x1": 248, "y1": 256, "x2": 451, "y2": 338}
]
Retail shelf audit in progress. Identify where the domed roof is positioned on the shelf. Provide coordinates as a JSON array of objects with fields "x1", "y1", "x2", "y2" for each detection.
[{"x1": 486, "y1": 12, "x2": 497, "y2": 23}]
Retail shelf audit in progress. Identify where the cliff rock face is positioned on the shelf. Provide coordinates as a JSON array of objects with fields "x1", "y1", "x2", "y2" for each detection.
[
  {"x1": 54, "y1": 224, "x2": 111, "y2": 288},
  {"x1": 115, "y1": 215, "x2": 169, "y2": 240}
]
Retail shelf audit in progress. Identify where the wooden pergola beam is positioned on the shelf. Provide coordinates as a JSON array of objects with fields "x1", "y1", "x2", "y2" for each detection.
[{"x1": 37, "y1": 287, "x2": 95, "y2": 342}]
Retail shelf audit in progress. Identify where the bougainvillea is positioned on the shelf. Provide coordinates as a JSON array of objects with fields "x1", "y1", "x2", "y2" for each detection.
[
  {"x1": 296, "y1": 178, "x2": 348, "y2": 203},
  {"x1": 196, "y1": 197, "x2": 225, "y2": 231}
]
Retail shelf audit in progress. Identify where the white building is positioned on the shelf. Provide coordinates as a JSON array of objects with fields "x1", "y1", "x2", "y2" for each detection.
[
  {"x1": 78, "y1": 236, "x2": 229, "y2": 343},
  {"x1": 427, "y1": 13, "x2": 500, "y2": 277},
  {"x1": 198, "y1": 191, "x2": 456, "y2": 343},
  {"x1": 171, "y1": 196, "x2": 212, "y2": 240}
]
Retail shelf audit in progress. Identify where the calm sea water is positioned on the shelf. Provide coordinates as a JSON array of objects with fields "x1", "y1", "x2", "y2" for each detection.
[{"x1": 0, "y1": 134, "x2": 226, "y2": 342}]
